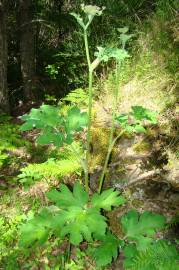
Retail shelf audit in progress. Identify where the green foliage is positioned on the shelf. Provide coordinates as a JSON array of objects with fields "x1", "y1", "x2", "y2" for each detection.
[
  {"x1": 121, "y1": 210, "x2": 166, "y2": 250},
  {"x1": 20, "y1": 105, "x2": 62, "y2": 130},
  {"x1": 0, "y1": 215, "x2": 25, "y2": 264},
  {"x1": 131, "y1": 106, "x2": 158, "y2": 124},
  {"x1": 0, "y1": 114, "x2": 29, "y2": 151},
  {"x1": 18, "y1": 150, "x2": 82, "y2": 187},
  {"x1": 0, "y1": 150, "x2": 9, "y2": 168},
  {"x1": 18, "y1": 168, "x2": 42, "y2": 187},
  {"x1": 62, "y1": 88, "x2": 88, "y2": 107},
  {"x1": 120, "y1": 210, "x2": 179, "y2": 269},
  {"x1": 124, "y1": 240, "x2": 179, "y2": 270},
  {"x1": 20, "y1": 104, "x2": 87, "y2": 147},
  {"x1": 19, "y1": 208, "x2": 52, "y2": 247},
  {"x1": 95, "y1": 47, "x2": 129, "y2": 62},
  {"x1": 92, "y1": 232, "x2": 120, "y2": 267},
  {"x1": 91, "y1": 188, "x2": 126, "y2": 211},
  {"x1": 20, "y1": 182, "x2": 125, "y2": 247},
  {"x1": 45, "y1": 64, "x2": 59, "y2": 79},
  {"x1": 0, "y1": 114, "x2": 31, "y2": 171},
  {"x1": 116, "y1": 106, "x2": 158, "y2": 133}
]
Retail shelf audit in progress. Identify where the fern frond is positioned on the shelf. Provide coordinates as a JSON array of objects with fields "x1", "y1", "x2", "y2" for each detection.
[
  {"x1": 127, "y1": 240, "x2": 179, "y2": 270},
  {"x1": 19, "y1": 158, "x2": 81, "y2": 179},
  {"x1": 62, "y1": 88, "x2": 88, "y2": 106}
]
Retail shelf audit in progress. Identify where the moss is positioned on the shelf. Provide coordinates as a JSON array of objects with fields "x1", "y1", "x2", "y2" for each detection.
[
  {"x1": 133, "y1": 140, "x2": 151, "y2": 153},
  {"x1": 89, "y1": 127, "x2": 110, "y2": 172},
  {"x1": 89, "y1": 127, "x2": 120, "y2": 170}
]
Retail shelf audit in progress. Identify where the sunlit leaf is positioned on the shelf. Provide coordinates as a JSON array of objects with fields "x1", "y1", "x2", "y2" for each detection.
[
  {"x1": 91, "y1": 188, "x2": 126, "y2": 211},
  {"x1": 121, "y1": 210, "x2": 166, "y2": 250},
  {"x1": 95, "y1": 47, "x2": 129, "y2": 62},
  {"x1": 131, "y1": 106, "x2": 158, "y2": 124}
]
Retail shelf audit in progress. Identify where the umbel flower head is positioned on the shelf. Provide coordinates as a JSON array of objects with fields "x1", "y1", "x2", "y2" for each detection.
[{"x1": 81, "y1": 4, "x2": 105, "y2": 16}]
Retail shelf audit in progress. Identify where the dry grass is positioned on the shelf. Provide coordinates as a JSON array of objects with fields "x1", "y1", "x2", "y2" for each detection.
[{"x1": 95, "y1": 14, "x2": 178, "y2": 124}]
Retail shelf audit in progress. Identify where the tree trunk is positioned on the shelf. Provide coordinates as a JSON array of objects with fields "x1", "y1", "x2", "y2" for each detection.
[
  {"x1": 18, "y1": 0, "x2": 35, "y2": 102},
  {"x1": 0, "y1": 0, "x2": 9, "y2": 113}
]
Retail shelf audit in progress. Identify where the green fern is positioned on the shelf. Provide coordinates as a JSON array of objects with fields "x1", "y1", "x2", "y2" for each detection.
[
  {"x1": 18, "y1": 142, "x2": 83, "y2": 187},
  {"x1": 0, "y1": 115, "x2": 30, "y2": 151},
  {"x1": 18, "y1": 157, "x2": 81, "y2": 186},
  {"x1": 124, "y1": 240, "x2": 179, "y2": 270},
  {"x1": 62, "y1": 88, "x2": 88, "y2": 106}
]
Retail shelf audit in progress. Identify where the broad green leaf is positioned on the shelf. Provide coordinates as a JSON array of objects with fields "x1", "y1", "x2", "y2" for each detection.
[
  {"x1": 115, "y1": 113, "x2": 128, "y2": 127},
  {"x1": 93, "y1": 232, "x2": 119, "y2": 266},
  {"x1": 133, "y1": 124, "x2": 146, "y2": 133},
  {"x1": 73, "y1": 182, "x2": 89, "y2": 207},
  {"x1": 86, "y1": 208, "x2": 107, "y2": 239},
  {"x1": 20, "y1": 105, "x2": 62, "y2": 131},
  {"x1": 120, "y1": 33, "x2": 133, "y2": 48},
  {"x1": 65, "y1": 106, "x2": 88, "y2": 132},
  {"x1": 123, "y1": 244, "x2": 139, "y2": 269},
  {"x1": 91, "y1": 188, "x2": 126, "y2": 211},
  {"x1": 37, "y1": 129, "x2": 64, "y2": 147},
  {"x1": 19, "y1": 208, "x2": 52, "y2": 247},
  {"x1": 47, "y1": 184, "x2": 82, "y2": 208},
  {"x1": 59, "y1": 207, "x2": 107, "y2": 245},
  {"x1": 121, "y1": 210, "x2": 166, "y2": 250},
  {"x1": 131, "y1": 106, "x2": 158, "y2": 124},
  {"x1": 47, "y1": 183, "x2": 88, "y2": 209},
  {"x1": 95, "y1": 47, "x2": 129, "y2": 62},
  {"x1": 47, "y1": 184, "x2": 108, "y2": 245}
]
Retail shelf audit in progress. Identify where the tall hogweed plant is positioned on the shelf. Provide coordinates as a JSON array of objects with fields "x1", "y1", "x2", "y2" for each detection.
[{"x1": 19, "y1": 4, "x2": 179, "y2": 269}]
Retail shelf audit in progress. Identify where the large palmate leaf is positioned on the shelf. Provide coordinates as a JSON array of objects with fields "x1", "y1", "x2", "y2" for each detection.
[
  {"x1": 19, "y1": 208, "x2": 53, "y2": 247},
  {"x1": 65, "y1": 106, "x2": 88, "y2": 132},
  {"x1": 20, "y1": 105, "x2": 62, "y2": 131},
  {"x1": 47, "y1": 183, "x2": 107, "y2": 245},
  {"x1": 20, "y1": 183, "x2": 126, "y2": 249},
  {"x1": 93, "y1": 232, "x2": 120, "y2": 267},
  {"x1": 95, "y1": 47, "x2": 129, "y2": 62},
  {"x1": 116, "y1": 106, "x2": 158, "y2": 134},
  {"x1": 121, "y1": 210, "x2": 166, "y2": 250},
  {"x1": 58, "y1": 207, "x2": 107, "y2": 245},
  {"x1": 47, "y1": 182, "x2": 89, "y2": 208},
  {"x1": 91, "y1": 188, "x2": 126, "y2": 211},
  {"x1": 20, "y1": 104, "x2": 87, "y2": 147},
  {"x1": 37, "y1": 128, "x2": 64, "y2": 147}
]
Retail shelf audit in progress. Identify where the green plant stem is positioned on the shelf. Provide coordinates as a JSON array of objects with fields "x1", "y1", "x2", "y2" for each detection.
[
  {"x1": 84, "y1": 29, "x2": 93, "y2": 193},
  {"x1": 84, "y1": 30, "x2": 91, "y2": 68},
  {"x1": 98, "y1": 62, "x2": 121, "y2": 193},
  {"x1": 85, "y1": 70, "x2": 93, "y2": 193},
  {"x1": 98, "y1": 130, "x2": 124, "y2": 193}
]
